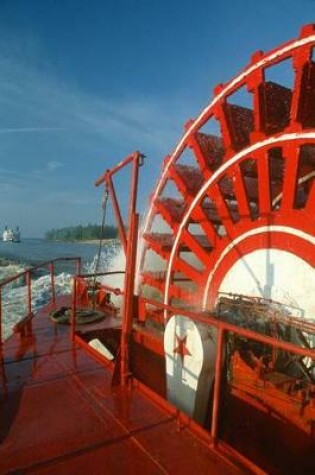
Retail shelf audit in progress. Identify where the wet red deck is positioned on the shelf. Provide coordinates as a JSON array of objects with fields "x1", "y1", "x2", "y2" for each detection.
[{"x1": 0, "y1": 300, "x2": 246, "y2": 475}]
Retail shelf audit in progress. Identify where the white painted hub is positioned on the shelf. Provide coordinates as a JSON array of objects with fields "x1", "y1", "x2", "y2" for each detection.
[
  {"x1": 218, "y1": 249, "x2": 315, "y2": 320},
  {"x1": 164, "y1": 315, "x2": 217, "y2": 424}
]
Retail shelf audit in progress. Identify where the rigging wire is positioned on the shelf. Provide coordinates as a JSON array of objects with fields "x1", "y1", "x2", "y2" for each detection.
[
  {"x1": 95, "y1": 185, "x2": 109, "y2": 274},
  {"x1": 91, "y1": 184, "x2": 109, "y2": 307}
]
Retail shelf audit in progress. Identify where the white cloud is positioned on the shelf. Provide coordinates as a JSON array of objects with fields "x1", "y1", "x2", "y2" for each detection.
[
  {"x1": 0, "y1": 47, "x2": 187, "y2": 155},
  {"x1": 46, "y1": 161, "x2": 63, "y2": 172},
  {"x1": 0, "y1": 127, "x2": 64, "y2": 135}
]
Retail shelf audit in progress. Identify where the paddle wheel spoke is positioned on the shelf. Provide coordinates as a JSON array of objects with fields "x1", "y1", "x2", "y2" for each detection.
[
  {"x1": 187, "y1": 131, "x2": 223, "y2": 174},
  {"x1": 252, "y1": 151, "x2": 269, "y2": 216},
  {"x1": 180, "y1": 228, "x2": 211, "y2": 266},
  {"x1": 208, "y1": 184, "x2": 236, "y2": 237},
  {"x1": 281, "y1": 146, "x2": 300, "y2": 210},
  {"x1": 173, "y1": 256, "x2": 204, "y2": 284}
]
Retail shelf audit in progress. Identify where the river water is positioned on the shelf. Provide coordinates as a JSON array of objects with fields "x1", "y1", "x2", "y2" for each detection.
[{"x1": 0, "y1": 238, "x2": 103, "y2": 267}]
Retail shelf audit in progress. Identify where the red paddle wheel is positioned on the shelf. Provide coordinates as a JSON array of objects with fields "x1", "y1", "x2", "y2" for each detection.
[
  {"x1": 138, "y1": 25, "x2": 315, "y2": 322},
  {"x1": 133, "y1": 30, "x2": 315, "y2": 467},
  {"x1": 93, "y1": 25, "x2": 315, "y2": 474}
]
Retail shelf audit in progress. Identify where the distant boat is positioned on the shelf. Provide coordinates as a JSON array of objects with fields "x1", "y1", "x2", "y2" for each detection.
[{"x1": 3, "y1": 226, "x2": 21, "y2": 242}]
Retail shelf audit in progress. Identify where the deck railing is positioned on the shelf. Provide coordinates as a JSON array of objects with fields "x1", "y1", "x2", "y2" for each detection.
[
  {"x1": 0, "y1": 257, "x2": 81, "y2": 344},
  {"x1": 138, "y1": 297, "x2": 315, "y2": 446}
]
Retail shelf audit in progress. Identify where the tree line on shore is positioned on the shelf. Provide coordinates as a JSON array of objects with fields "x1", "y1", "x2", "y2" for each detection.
[{"x1": 45, "y1": 224, "x2": 118, "y2": 241}]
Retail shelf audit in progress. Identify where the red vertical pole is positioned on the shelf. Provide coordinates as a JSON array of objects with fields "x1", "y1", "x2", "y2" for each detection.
[
  {"x1": 26, "y1": 271, "x2": 32, "y2": 316},
  {"x1": 0, "y1": 287, "x2": 2, "y2": 345},
  {"x1": 211, "y1": 326, "x2": 225, "y2": 444},
  {"x1": 120, "y1": 151, "x2": 141, "y2": 385},
  {"x1": 0, "y1": 285, "x2": 6, "y2": 389},
  {"x1": 50, "y1": 262, "x2": 56, "y2": 308},
  {"x1": 71, "y1": 277, "x2": 77, "y2": 342},
  {"x1": 76, "y1": 257, "x2": 82, "y2": 275},
  {"x1": 128, "y1": 152, "x2": 141, "y2": 227},
  {"x1": 96, "y1": 151, "x2": 143, "y2": 384},
  {"x1": 107, "y1": 175, "x2": 127, "y2": 254},
  {"x1": 120, "y1": 213, "x2": 139, "y2": 385}
]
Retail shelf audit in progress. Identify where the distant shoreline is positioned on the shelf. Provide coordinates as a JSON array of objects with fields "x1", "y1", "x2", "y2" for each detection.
[{"x1": 45, "y1": 238, "x2": 119, "y2": 245}]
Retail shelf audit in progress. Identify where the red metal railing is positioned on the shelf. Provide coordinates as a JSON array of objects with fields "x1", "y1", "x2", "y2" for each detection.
[
  {"x1": 0, "y1": 257, "x2": 81, "y2": 345},
  {"x1": 138, "y1": 297, "x2": 315, "y2": 444},
  {"x1": 70, "y1": 275, "x2": 314, "y2": 473}
]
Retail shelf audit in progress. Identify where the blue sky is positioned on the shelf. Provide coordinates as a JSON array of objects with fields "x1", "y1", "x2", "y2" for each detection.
[{"x1": 0, "y1": 0, "x2": 314, "y2": 237}]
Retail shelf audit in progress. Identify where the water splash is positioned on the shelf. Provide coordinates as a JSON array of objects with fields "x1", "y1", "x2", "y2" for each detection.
[
  {"x1": 2, "y1": 271, "x2": 73, "y2": 340},
  {"x1": 84, "y1": 241, "x2": 120, "y2": 274}
]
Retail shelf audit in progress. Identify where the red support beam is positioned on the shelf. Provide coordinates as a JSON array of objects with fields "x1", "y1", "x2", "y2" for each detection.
[
  {"x1": 0, "y1": 288, "x2": 2, "y2": 345},
  {"x1": 70, "y1": 277, "x2": 77, "y2": 342},
  {"x1": 76, "y1": 257, "x2": 82, "y2": 275},
  {"x1": 95, "y1": 152, "x2": 138, "y2": 186},
  {"x1": 107, "y1": 175, "x2": 127, "y2": 254},
  {"x1": 95, "y1": 151, "x2": 143, "y2": 256},
  {"x1": 121, "y1": 213, "x2": 139, "y2": 385},
  {"x1": 211, "y1": 326, "x2": 225, "y2": 444},
  {"x1": 95, "y1": 151, "x2": 144, "y2": 386}
]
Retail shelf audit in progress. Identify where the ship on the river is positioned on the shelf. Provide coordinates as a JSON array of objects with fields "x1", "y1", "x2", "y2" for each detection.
[{"x1": 2, "y1": 225, "x2": 21, "y2": 242}]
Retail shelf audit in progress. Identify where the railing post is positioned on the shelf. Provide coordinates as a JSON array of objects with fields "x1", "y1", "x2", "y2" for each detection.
[
  {"x1": 0, "y1": 288, "x2": 6, "y2": 387},
  {"x1": 50, "y1": 262, "x2": 56, "y2": 308},
  {"x1": 0, "y1": 287, "x2": 2, "y2": 345},
  {"x1": 76, "y1": 257, "x2": 82, "y2": 275},
  {"x1": 26, "y1": 271, "x2": 32, "y2": 316},
  {"x1": 211, "y1": 326, "x2": 225, "y2": 445},
  {"x1": 71, "y1": 277, "x2": 77, "y2": 342}
]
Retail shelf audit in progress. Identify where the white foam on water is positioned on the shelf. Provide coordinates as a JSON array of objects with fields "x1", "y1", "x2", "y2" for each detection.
[
  {"x1": 84, "y1": 241, "x2": 120, "y2": 275},
  {"x1": 93, "y1": 243, "x2": 125, "y2": 307},
  {"x1": 1, "y1": 271, "x2": 73, "y2": 340},
  {"x1": 0, "y1": 264, "x2": 26, "y2": 283}
]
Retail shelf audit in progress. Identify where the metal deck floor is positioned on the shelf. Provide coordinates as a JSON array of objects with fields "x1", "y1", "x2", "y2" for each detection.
[{"x1": 0, "y1": 302, "x2": 245, "y2": 475}]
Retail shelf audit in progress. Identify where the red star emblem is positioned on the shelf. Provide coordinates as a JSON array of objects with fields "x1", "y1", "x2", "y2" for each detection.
[{"x1": 174, "y1": 334, "x2": 191, "y2": 364}]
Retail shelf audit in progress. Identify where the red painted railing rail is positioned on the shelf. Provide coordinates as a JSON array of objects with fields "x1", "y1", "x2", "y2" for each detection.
[
  {"x1": 140, "y1": 297, "x2": 315, "y2": 359},
  {"x1": 138, "y1": 296, "x2": 315, "y2": 445}
]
